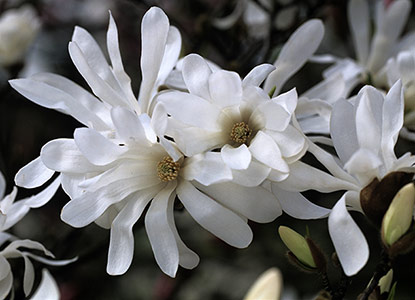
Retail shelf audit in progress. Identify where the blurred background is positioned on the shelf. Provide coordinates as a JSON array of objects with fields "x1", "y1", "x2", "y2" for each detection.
[{"x1": 0, "y1": 0, "x2": 415, "y2": 299}]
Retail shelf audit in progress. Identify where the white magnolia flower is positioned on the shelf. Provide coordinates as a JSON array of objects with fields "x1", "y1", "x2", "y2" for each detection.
[
  {"x1": 284, "y1": 81, "x2": 415, "y2": 276},
  {"x1": 158, "y1": 54, "x2": 307, "y2": 185},
  {"x1": 39, "y1": 106, "x2": 281, "y2": 277},
  {"x1": 0, "y1": 5, "x2": 40, "y2": 67},
  {"x1": 314, "y1": 0, "x2": 412, "y2": 94},
  {"x1": 0, "y1": 171, "x2": 74, "y2": 298},
  {"x1": 10, "y1": 6, "x2": 181, "y2": 190}
]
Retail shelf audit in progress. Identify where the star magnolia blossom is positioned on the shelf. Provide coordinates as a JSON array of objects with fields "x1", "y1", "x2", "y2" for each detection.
[
  {"x1": 10, "y1": 7, "x2": 180, "y2": 191},
  {"x1": 286, "y1": 80, "x2": 415, "y2": 276},
  {"x1": 10, "y1": 7, "x2": 281, "y2": 277},
  {"x1": 157, "y1": 54, "x2": 307, "y2": 184},
  {"x1": 0, "y1": 172, "x2": 74, "y2": 298},
  {"x1": 44, "y1": 107, "x2": 280, "y2": 277},
  {"x1": 314, "y1": 0, "x2": 412, "y2": 95}
]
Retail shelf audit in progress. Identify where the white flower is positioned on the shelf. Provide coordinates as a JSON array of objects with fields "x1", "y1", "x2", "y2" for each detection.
[
  {"x1": 0, "y1": 5, "x2": 40, "y2": 67},
  {"x1": 284, "y1": 80, "x2": 415, "y2": 276},
  {"x1": 45, "y1": 107, "x2": 280, "y2": 277},
  {"x1": 157, "y1": 54, "x2": 307, "y2": 185},
  {"x1": 10, "y1": 7, "x2": 181, "y2": 190}
]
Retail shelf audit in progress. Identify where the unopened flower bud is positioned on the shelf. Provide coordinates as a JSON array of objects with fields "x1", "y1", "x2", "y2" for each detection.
[
  {"x1": 378, "y1": 269, "x2": 393, "y2": 294},
  {"x1": 278, "y1": 226, "x2": 316, "y2": 269},
  {"x1": 382, "y1": 182, "x2": 415, "y2": 246},
  {"x1": 243, "y1": 268, "x2": 282, "y2": 300}
]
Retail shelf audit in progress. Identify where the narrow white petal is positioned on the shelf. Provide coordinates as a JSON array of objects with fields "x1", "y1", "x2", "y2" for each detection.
[
  {"x1": 381, "y1": 80, "x2": 403, "y2": 169},
  {"x1": 61, "y1": 178, "x2": 145, "y2": 227},
  {"x1": 348, "y1": 0, "x2": 370, "y2": 64},
  {"x1": 0, "y1": 172, "x2": 4, "y2": 199},
  {"x1": 209, "y1": 70, "x2": 242, "y2": 108},
  {"x1": 249, "y1": 131, "x2": 289, "y2": 173},
  {"x1": 328, "y1": 194, "x2": 369, "y2": 276},
  {"x1": 195, "y1": 182, "x2": 281, "y2": 223},
  {"x1": 41, "y1": 139, "x2": 103, "y2": 173},
  {"x1": 157, "y1": 26, "x2": 182, "y2": 86},
  {"x1": 330, "y1": 99, "x2": 358, "y2": 164},
  {"x1": 181, "y1": 54, "x2": 212, "y2": 100},
  {"x1": 22, "y1": 176, "x2": 61, "y2": 209},
  {"x1": 272, "y1": 184, "x2": 330, "y2": 219},
  {"x1": 242, "y1": 64, "x2": 275, "y2": 87},
  {"x1": 139, "y1": 7, "x2": 170, "y2": 113},
  {"x1": 177, "y1": 181, "x2": 253, "y2": 248},
  {"x1": 30, "y1": 269, "x2": 60, "y2": 300},
  {"x1": 221, "y1": 144, "x2": 251, "y2": 170},
  {"x1": 264, "y1": 19, "x2": 324, "y2": 95},
  {"x1": 22, "y1": 255, "x2": 35, "y2": 296},
  {"x1": 0, "y1": 255, "x2": 11, "y2": 281},
  {"x1": 145, "y1": 182, "x2": 179, "y2": 277},
  {"x1": 231, "y1": 160, "x2": 271, "y2": 187},
  {"x1": 107, "y1": 188, "x2": 156, "y2": 275},
  {"x1": 74, "y1": 128, "x2": 127, "y2": 166},
  {"x1": 15, "y1": 156, "x2": 54, "y2": 189},
  {"x1": 0, "y1": 272, "x2": 12, "y2": 300},
  {"x1": 277, "y1": 161, "x2": 358, "y2": 192}
]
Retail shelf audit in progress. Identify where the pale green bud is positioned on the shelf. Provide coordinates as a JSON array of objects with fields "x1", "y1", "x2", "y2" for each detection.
[
  {"x1": 278, "y1": 226, "x2": 316, "y2": 268},
  {"x1": 243, "y1": 268, "x2": 282, "y2": 300},
  {"x1": 382, "y1": 183, "x2": 415, "y2": 246},
  {"x1": 379, "y1": 269, "x2": 393, "y2": 294}
]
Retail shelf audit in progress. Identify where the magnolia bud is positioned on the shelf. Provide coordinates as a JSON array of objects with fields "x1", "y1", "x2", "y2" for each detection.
[
  {"x1": 243, "y1": 268, "x2": 282, "y2": 300},
  {"x1": 278, "y1": 226, "x2": 316, "y2": 269},
  {"x1": 378, "y1": 269, "x2": 393, "y2": 294},
  {"x1": 381, "y1": 183, "x2": 415, "y2": 247}
]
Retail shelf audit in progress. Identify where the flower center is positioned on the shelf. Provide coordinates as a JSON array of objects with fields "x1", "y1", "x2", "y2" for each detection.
[
  {"x1": 230, "y1": 122, "x2": 252, "y2": 144},
  {"x1": 157, "y1": 156, "x2": 180, "y2": 182}
]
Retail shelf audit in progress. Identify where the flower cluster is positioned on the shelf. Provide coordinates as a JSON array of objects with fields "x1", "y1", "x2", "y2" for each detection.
[{"x1": 4, "y1": 0, "x2": 415, "y2": 298}]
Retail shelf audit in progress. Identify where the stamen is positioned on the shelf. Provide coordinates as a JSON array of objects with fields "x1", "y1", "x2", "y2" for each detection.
[
  {"x1": 157, "y1": 156, "x2": 180, "y2": 182},
  {"x1": 230, "y1": 122, "x2": 252, "y2": 144}
]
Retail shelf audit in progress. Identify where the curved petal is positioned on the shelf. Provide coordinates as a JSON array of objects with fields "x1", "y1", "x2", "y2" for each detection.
[
  {"x1": 264, "y1": 19, "x2": 324, "y2": 95},
  {"x1": 23, "y1": 176, "x2": 61, "y2": 209},
  {"x1": 249, "y1": 131, "x2": 289, "y2": 173},
  {"x1": 242, "y1": 64, "x2": 275, "y2": 87},
  {"x1": 144, "y1": 182, "x2": 179, "y2": 277},
  {"x1": 221, "y1": 144, "x2": 251, "y2": 170},
  {"x1": 107, "y1": 188, "x2": 156, "y2": 275},
  {"x1": 231, "y1": 160, "x2": 271, "y2": 187},
  {"x1": 328, "y1": 194, "x2": 369, "y2": 276},
  {"x1": 110, "y1": 107, "x2": 147, "y2": 141},
  {"x1": 271, "y1": 184, "x2": 330, "y2": 219},
  {"x1": 177, "y1": 181, "x2": 253, "y2": 248},
  {"x1": 15, "y1": 156, "x2": 54, "y2": 189},
  {"x1": 30, "y1": 269, "x2": 60, "y2": 300}
]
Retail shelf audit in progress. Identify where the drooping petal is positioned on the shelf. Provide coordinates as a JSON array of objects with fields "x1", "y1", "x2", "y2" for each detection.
[
  {"x1": 195, "y1": 181, "x2": 281, "y2": 223},
  {"x1": 271, "y1": 184, "x2": 330, "y2": 219},
  {"x1": 209, "y1": 70, "x2": 242, "y2": 108},
  {"x1": 177, "y1": 181, "x2": 253, "y2": 248},
  {"x1": 145, "y1": 182, "x2": 179, "y2": 277},
  {"x1": 264, "y1": 19, "x2": 324, "y2": 95},
  {"x1": 328, "y1": 194, "x2": 369, "y2": 276},
  {"x1": 221, "y1": 144, "x2": 251, "y2": 170},
  {"x1": 14, "y1": 156, "x2": 54, "y2": 189},
  {"x1": 107, "y1": 187, "x2": 157, "y2": 275},
  {"x1": 22, "y1": 176, "x2": 61, "y2": 209}
]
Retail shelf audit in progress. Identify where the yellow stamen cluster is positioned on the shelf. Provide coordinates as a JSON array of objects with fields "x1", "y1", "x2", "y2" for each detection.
[
  {"x1": 230, "y1": 122, "x2": 252, "y2": 144},
  {"x1": 157, "y1": 156, "x2": 180, "y2": 182}
]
